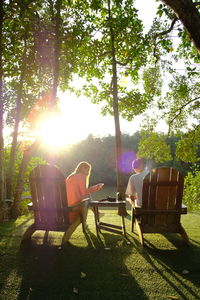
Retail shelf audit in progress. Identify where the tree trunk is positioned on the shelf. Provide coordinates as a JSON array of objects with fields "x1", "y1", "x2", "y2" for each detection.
[
  {"x1": 49, "y1": 0, "x2": 62, "y2": 108},
  {"x1": 161, "y1": 0, "x2": 200, "y2": 54},
  {"x1": 12, "y1": 140, "x2": 40, "y2": 218},
  {"x1": 107, "y1": 0, "x2": 126, "y2": 215},
  {"x1": 47, "y1": 0, "x2": 62, "y2": 167},
  {"x1": 6, "y1": 75, "x2": 23, "y2": 199},
  {"x1": 12, "y1": 0, "x2": 62, "y2": 218},
  {"x1": 0, "y1": 0, "x2": 5, "y2": 220},
  {"x1": 108, "y1": 0, "x2": 124, "y2": 195}
]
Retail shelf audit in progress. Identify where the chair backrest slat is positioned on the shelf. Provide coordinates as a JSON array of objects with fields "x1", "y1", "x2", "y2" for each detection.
[
  {"x1": 142, "y1": 167, "x2": 184, "y2": 226},
  {"x1": 29, "y1": 164, "x2": 69, "y2": 229}
]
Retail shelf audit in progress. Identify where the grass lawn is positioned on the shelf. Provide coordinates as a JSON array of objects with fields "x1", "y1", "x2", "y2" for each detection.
[{"x1": 0, "y1": 209, "x2": 200, "y2": 300}]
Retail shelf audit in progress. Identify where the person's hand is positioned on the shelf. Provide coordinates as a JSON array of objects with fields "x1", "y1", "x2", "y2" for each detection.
[
  {"x1": 130, "y1": 195, "x2": 135, "y2": 202},
  {"x1": 97, "y1": 183, "x2": 104, "y2": 190}
]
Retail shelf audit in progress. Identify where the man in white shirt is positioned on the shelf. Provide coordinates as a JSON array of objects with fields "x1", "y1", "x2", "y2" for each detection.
[{"x1": 126, "y1": 158, "x2": 149, "y2": 207}]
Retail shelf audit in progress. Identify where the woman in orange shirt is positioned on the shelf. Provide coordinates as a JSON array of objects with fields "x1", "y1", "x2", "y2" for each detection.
[
  {"x1": 66, "y1": 161, "x2": 104, "y2": 205},
  {"x1": 66, "y1": 161, "x2": 104, "y2": 223}
]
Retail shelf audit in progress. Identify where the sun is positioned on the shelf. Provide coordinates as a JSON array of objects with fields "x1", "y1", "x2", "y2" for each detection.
[
  {"x1": 35, "y1": 113, "x2": 70, "y2": 149},
  {"x1": 34, "y1": 93, "x2": 96, "y2": 149},
  {"x1": 34, "y1": 91, "x2": 115, "y2": 149}
]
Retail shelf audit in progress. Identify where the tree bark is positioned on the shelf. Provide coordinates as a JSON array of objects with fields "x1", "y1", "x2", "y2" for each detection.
[
  {"x1": 49, "y1": 0, "x2": 62, "y2": 108},
  {"x1": 107, "y1": 0, "x2": 127, "y2": 215},
  {"x1": 0, "y1": 0, "x2": 5, "y2": 219},
  {"x1": 12, "y1": 140, "x2": 40, "y2": 218},
  {"x1": 161, "y1": 0, "x2": 200, "y2": 53},
  {"x1": 7, "y1": 33, "x2": 27, "y2": 200},
  {"x1": 6, "y1": 74, "x2": 23, "y2": 199},
  {"x1": 12, "y1": 0, "x2": 62, "y2": 218}
]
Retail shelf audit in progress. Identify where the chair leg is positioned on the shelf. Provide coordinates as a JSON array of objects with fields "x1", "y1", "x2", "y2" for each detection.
[
  {"x1": 93, "y1": 206, "x2": 100, "y2": 238},
  {"x1": 130, "y1": 207, "x2": 135, "y2": 233},
  {"x1": 43, "y1": 231, "x2": 49, "y2": 244},
  {"x1": 21, "y1": 224, "x2": 35, "y2": 241},
  {"x1": 121, "y1": 215, "x2": 126, "y2": 237},
  {"x1": 180, "y1": 224, "x2": 189, "y2": 244},
  {"x1": 135, "y1": 219, "x2": 144, "y2": 246}
]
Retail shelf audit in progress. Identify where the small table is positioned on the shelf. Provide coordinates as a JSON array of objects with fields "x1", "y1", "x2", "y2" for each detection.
[{"x1": 90, "y1": 200, "x2": 126, "y2": 238}]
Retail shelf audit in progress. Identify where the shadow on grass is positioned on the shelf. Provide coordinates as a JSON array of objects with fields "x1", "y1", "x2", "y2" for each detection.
[
  {"x1": 16, "y1": 230, "x2": 148, "y2": 300},
  {"x1": 1, "y1": 212, "x2": 199, "y2": 299},
  {"x1": 0, "y1": 215, "x2": 32, "y2": 241},
  {"x1": 138, "y1": 234, "x2": 200, "y2": 300},
  {"x1": 0, "y1": 216, "x2": 34, "y2": 300}
]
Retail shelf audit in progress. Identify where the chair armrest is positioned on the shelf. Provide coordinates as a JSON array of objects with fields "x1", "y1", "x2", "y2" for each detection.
[
  {"x1": 81, "y1": 197, "x2": 91, "y2": 203},
  {"x1": 90, "y1": 200, "x2": 126, "y2": 208},
  {"x1": 134, "y1": 208, "x2": 187, "y2": 215}
]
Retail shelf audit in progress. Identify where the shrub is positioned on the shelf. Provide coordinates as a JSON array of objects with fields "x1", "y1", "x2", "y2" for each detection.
[{"x1": 183, "y1": 170, "x2": 200, "y2": 211}]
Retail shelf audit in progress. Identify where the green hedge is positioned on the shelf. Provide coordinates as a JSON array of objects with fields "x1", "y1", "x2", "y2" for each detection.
[{"x1": 183, "y1": 170, "x2": 200, "y2": 211}]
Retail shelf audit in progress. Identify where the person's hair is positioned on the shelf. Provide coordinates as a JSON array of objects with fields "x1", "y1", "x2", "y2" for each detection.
[
  {"x1": 132, "y1": 158, "x2": 144, "y2": 171},
  {"x1": 74, "y1": 161, "x2": 91, "y2": 175},
  {"x1": 67, "y1": 161, "x2": 91, "y2": 186}
]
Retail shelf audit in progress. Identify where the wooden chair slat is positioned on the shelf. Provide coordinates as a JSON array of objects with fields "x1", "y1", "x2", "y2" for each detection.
[
  {"x1": 129, "y1": 167, "x2": 189, "y2": 246},
  {"x1": 21, "y1": 164, "x2": 84, "y2": 244}
]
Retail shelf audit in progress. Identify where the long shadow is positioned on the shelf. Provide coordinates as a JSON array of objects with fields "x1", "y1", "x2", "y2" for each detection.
[
  {"x1": 17, "y1": 231, "x2": 148, "y2": 300},
  {"x1": 0, "y1": 216, "x2": 34, "y2": 299},
  {"x1": 0, "y1": 216, "x2": 32, "y2": 241},
  {"x1": 0, "y1": 233, "x2": 18, "y2": 296},
  {"x1": 138, "y1": 235, "x2": 200, "y2": 300}
]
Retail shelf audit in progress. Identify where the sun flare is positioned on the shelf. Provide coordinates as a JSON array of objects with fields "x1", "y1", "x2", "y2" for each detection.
[
  {"x1": 35, "y1": 110, "x2": 83, "y2": 150},
  {"x1": 35, "y1": 114, "x2": 69, "y2": 149},
  {"x1": 34, "y1": 93, "x2": 98, "y2": 149}
]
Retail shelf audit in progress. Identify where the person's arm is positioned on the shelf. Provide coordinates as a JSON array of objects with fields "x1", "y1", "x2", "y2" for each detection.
[
  {"x1": 79, "y1": 175, "x2": 103, "y2": 197},
  {"x1": 130, "y1": 195, "x2": 136, "y2": 201}
]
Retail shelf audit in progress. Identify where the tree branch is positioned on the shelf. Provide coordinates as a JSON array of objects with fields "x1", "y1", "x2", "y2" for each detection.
[
  {"x1": 152, "y1": 17, "x2": 178, "y2": 63},
  {"x1": 161, "y1": 0, "x2": 200, "y2": 54},
  {"x1": 116, "y1": 59, "x2": 130, "y2": 66},
  {"x1": 154, "y1": 17, "x2": 178, "y2": 39},
  {"x1": 167, "y1": 96, "x2": 200, "y2": 134},
  {"x1": 97, "y1": 50, "x2": 112, "y2": 58}
]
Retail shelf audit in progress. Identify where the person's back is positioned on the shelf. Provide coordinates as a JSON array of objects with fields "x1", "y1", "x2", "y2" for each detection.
[
  {"x1": 66, "y1": 173, "x2": 86, "y2": 206},
  {"x1": 66, "y1": 162, "x2": 104, "y2": 206},
  {"x1": 65, "y1": 161, "x2": 104, "y2": 230},
  {"x1": 126, "y1": 158, "x2": 149, "y2": 206}
]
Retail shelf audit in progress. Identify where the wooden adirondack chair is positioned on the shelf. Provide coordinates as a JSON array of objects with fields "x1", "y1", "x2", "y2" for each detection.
[
  {"x1": 128, "y1": 167, "x2": 189, "y2": 246},
  {"x1": 21, "y1": 164, "x2": 86, "y2": 245}
]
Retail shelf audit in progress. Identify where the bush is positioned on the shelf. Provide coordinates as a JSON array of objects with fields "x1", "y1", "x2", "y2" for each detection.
[
  {"x1": 183, "y1": 170, "x2": 200, "y2": 211},
  {"x1": 19, "y1": 192, "x2": 32, "y2": 215}
]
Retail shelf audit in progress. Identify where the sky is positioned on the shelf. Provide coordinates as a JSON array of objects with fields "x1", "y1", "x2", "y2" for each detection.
[{"x1": 53, "y1": 0, "x2": 165, "y2": 145}]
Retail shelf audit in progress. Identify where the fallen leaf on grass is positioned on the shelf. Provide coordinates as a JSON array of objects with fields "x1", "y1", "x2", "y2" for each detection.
[
  {"x1": 104, "y1": 247, "x2": 111, "y2": 250},
  {"x1": 73, "y1": 287, "x2": 79, "y2": 294},
  {"x1": 80, "y1": 272, "x2": 86, "y2": 278},
  {"x1": 167, "y1": 296, "x2": 178, "y2": 299},
  {"x1": 182, "y1": 269, "x2": 189, "y2": 274}
]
